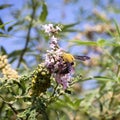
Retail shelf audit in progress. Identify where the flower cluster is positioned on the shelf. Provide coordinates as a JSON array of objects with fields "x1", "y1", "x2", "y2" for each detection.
[
  {"x1": 31, "y1": 63, "x2": 51, "y2": 96},
  {"x1": 43, "y1": 24, "x2": 75, "y2": 89},
  {"x1": 0, "y1": 55, "x2": 19, "y2": 79},
  {"x1": 42, "y1": 24, "x2": 61, "y2": 36}
]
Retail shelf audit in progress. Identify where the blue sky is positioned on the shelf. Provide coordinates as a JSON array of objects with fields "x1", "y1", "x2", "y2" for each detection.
[{"x1": 1, "y1": 0, "x2": 120, "y2": 53}]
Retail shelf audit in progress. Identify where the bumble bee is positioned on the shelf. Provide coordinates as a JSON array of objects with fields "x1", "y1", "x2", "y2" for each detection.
[
  {"x1": 62, "y1": 53, "x2": 90, "y2": 65},
  {"x1": 62, "y1": 53, "x2": 75, "y2": 64},
  {"x1": 60, "y1": 53, "x2": 90, "y2": 74}
]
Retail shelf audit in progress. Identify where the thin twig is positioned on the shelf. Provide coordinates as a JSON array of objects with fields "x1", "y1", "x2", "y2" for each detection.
[
  {"x1": 108, "y1": 88, "x2": 115, "y2": 110},
  {"x1": 47, "y1": 83, "x2": 58, "y2": 104},
  {"x1": 17, "y1": 0, "x2": 37, "y2": 68},
  {"x1": 116, "y1": 64, "x2": 120, "y2": 77},
  {"x1": 0, "y1": 102, "x2": 5, "y2": 115},
  {"x1": 0, "y1": 95, "x2": 23, "y2": 120},
  {"x1": 50, "y1": 83, "x2": 58, "y2": 98},
  {"x1": 0, "y1": 95, "x2": 17, "y2": 114},
  {"x1": 7, "y1": 102, "x2": 18, "y2": 114}
]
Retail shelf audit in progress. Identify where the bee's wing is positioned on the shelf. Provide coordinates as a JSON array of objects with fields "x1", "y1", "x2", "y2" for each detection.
[{"x1": 74, "y1": 55, "x2": 90, "y2": 61}]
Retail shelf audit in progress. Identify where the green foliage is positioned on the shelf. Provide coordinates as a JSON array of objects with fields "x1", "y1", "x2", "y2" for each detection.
[
  {"x1": 39, "y1": 3, "x2": 48, "y2": 22},
  {"x1": 0, "y1": 4, "x2": 13, "y2": 10}
]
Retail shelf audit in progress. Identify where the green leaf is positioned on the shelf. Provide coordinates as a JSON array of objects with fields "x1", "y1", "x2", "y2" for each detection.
[
  {"x1": 83, "y1": 76, "x2": 112, "y2": 82},
  {"x1": 71, "y1": 39, "x2": 117, "y2": 47},
  {"x1": 63, "y1": 22, "x2": 79, "y2": 29},
  {"x1": 114, "y1": 19, "x2": 120, "y2": 37},
  {"x1": 13, "y1": 80, "x2": 26, "y2": 95},
  {"x1": 28, "y1": 109, "x2": 37, "y2": 120},
  {"x1": 0, "y1": 33, "x2": 11, "y2": 37},
  {"x1": 39, "y1": 3, "x2": 48, "y2": 22},
  {"x1": 74, "y1": 99, "x2": 81, "y2": 109},
  {"x1": 17, "y1": 108, "x2": 31, "y2": 118},
  {"x1": 9, "y1": 57, "x2": 17, "y2": 63},
  {"x1": 0, "y1": 46, "x2": 7, "y2": 55},
  {"x1": 97, "y1": 39, "x2": 106, "y2": 46},
  {"x1": 7, "y1": 26, "x2": 13, "y2": 32},
  {"x1": 0, "y1": 18, "x2": 5, "y2": 30},
  {"x1": 0, "y1": 4, "x2": 13, "y2": 9},
  {"x1": 8, "y1": 50, "x2": 23, "y2": 58},
  {"x1": 62, "y1": 22, "x2": 79, "y2": 32},
  {"x1": 95, "y1": 76, "x2": 112, "y2": 82},
  {"x1": 112, "y1": 46, "x2": 120, "y2": 55},
  {"x1": 0, "y1": 20, "x2": 14, "y2": 29},
  {"x1": 71, "y1": 40, "x2": 97, "y2": 46}
]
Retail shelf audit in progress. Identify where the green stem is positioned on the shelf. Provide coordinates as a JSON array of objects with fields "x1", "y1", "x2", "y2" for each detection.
[{"x1": 17, "y1": 0, "x2": 37, "y2": 68}]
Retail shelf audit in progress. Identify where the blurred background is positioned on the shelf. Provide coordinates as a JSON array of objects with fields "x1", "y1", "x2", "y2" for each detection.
[
  {"x1": 1, "y1": 0, "x2": 120, "y2": 53},
  {"x1": 1, "y1": 0, "x2": 120, "y2": 120}
]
